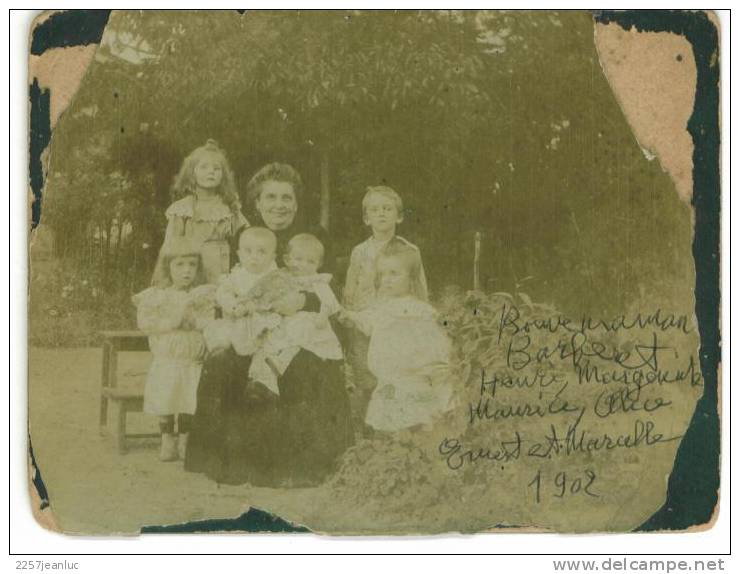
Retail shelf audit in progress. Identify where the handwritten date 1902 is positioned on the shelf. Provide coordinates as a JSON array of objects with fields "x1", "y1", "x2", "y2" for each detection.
[{"x1": 527, "y1": 469, "x2": 599, "y2": 503}]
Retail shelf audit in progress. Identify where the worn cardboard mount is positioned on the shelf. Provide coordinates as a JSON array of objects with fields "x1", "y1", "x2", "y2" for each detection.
[{"x1": 28, "y1": 10, "x2": 719, "y2": 535}]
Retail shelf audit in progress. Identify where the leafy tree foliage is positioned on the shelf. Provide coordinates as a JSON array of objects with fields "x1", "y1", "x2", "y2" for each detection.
[{"x1": 40, "y1": 10, "x2": 693, "y2": 334}]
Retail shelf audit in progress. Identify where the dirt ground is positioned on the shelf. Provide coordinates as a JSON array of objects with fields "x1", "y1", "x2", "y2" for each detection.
[
  {"x1": 28, "y1": 339, "x2": 702, "y2": 536},
  {"x1": 28, "y1": 347, "x2": 469, "y2": 536},
  {"x1": 28, "y1": 347, "x2": 344, "y2": 535},
  {"x1": 29, "y1": 347, "x2": 468, "y2": 535}
]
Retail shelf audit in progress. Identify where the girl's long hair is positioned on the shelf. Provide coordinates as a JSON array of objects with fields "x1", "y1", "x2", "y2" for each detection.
[
  {"x1": 151, "y1": 237, "x2": 208, "y2": 289},
  {"x1": 171, "y1": 139, "x2": 241, "y2": 215}
]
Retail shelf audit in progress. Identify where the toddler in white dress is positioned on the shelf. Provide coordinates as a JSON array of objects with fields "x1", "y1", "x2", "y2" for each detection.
[
  {"x1": 343, "y1": 239, "x2": 452, "y2": 432},
  {"x1": 133, "y1": 238, "x2": 216, "y2": 461}
]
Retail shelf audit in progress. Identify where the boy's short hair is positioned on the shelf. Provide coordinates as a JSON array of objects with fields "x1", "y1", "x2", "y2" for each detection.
[
  {"x1": 237, "y1": 226, "x2": 277, "y2": 250},
  {"x1": 286, "y1": 233, "x2": 325, "y2": 264},
  {"x1": 362, "y1": 185, "x2": 404, "y2": 216}
]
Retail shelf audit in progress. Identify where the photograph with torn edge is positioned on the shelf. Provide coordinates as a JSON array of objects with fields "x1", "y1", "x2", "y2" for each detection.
[{"x1": 27, "y1": 10, "x2": 720, "y2": 535}]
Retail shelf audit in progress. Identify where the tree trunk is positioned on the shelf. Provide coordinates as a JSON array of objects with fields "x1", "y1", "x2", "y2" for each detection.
[
  {"x1": 319, "y1": 147, "x2": 330, "y2": 230},
  {"x1": 103, "y1": 220, "x2": 112, "y2": 279},
  {"x1": 114, "y1": 219, "x2": 124, "y2": 269}
]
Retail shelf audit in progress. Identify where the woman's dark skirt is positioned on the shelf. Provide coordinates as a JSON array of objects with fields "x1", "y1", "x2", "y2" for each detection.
[
  {"x1": 278, "y1": 349, "x2": 355, "y2": 486},
  {"x1": 185, "y1": 347, "x2": 354, "y2": 487},
  {"x1": 185, "y1": 348, "x2": 282, "y2": 486}
]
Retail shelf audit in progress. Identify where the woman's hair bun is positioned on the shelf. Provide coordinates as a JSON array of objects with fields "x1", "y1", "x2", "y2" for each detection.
[{"x1": 205, "y1": 138, "x2": 220, "y2": 149}]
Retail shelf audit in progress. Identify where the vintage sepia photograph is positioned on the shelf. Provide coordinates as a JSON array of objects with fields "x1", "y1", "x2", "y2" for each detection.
[{"x1": 27, "y1": 9, "x2": 720, "y2": 535}]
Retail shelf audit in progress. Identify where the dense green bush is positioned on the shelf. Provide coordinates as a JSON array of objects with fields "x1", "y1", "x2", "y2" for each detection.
[{"x1": 29, "y1": 259, "x2": 136, "y2": 347}]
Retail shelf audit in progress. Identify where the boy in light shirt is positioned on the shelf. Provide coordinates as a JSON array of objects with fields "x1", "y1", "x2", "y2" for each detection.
[{"x1": 342, "y1": 186, "x2": 428, "y2": 431}]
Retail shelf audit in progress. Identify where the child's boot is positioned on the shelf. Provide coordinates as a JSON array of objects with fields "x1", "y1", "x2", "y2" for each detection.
[
  {"x1": 159, "y1": 433, "x2": 178, "y2": 461},
  {"x1": 177, "y1": 433, "x2": 189, "y2": 460}
]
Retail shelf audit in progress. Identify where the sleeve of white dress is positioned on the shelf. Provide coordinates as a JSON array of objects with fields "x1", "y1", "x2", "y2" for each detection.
[
  {"x1": 232, "y1": 211, "x2": 249, "y2": 235},
  {"x1": 188, "y1": 285, "x2": 217, "y2": 330},
  {"x1": 315, "y1": 282, "x2": 341, "y2": 317},
  {"x1": 163, "y1": 212, "x2": 185, "y2": 243},
  {"x1": 350, "y1": 308, "x2": 376, "y2": 337},
  {"x1": 418, "y1": 319, "x2": 452, "y2": 383},
  {"x1": 133, "y1": 288, "x2": 185, "y2": 334}
]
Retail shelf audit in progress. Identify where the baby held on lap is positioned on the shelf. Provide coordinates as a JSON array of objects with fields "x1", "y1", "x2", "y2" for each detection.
[
  {"x1": 249, "y1": 234, "x2": 343, "y2": 390},
  {"x1": 204, "y1": 228, "x2": 343, "y2": 394},
  {"x1": 203, "y1": 226, "x2": 282, "y2": 357}
]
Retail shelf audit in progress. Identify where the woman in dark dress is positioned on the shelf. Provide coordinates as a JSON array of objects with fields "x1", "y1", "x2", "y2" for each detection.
[{"x1": 185, "y1": 163, "x2": 353, "y2": 487}]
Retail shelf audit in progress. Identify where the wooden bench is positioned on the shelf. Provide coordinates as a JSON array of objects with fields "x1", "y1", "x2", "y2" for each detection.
[{"x1": 99, "y1": 330, "x2": 159, "y2": 453}]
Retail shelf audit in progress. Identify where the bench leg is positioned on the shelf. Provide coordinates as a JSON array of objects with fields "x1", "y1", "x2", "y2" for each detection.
[
  {"x1": 99, "y1": 345, "x2": 110, "y2": 428},
  {"x1": 99, "y1": 397, "x2": 109, "y2": 435},
  {"x1": 112, "y1": 401, "x2": 128, "y2": 454},
  {"x1": 100, "y1": 340, "x2": 120, "y2": 428}
]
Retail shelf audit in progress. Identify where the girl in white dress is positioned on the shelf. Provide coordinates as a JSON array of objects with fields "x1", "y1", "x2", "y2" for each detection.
[
  {"x1": 342, "y1": 239, "x2": 452, "y2": 432},
  {"x1": 133, "y1": 238, "x2": 216, "y2": 461}
]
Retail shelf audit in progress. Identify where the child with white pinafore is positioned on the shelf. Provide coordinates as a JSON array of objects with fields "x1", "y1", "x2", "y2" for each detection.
[
  {"x1": 343, "y1": 239, "x2": 452, "y2": 432},
  {"x1": 133, "y1": 238, "x2": 216, "y2": 461}
]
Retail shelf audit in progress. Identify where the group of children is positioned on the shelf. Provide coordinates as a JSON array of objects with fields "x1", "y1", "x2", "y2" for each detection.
[{"x1": 133, "y1": 140, "x2": 453, "y2": 465}]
